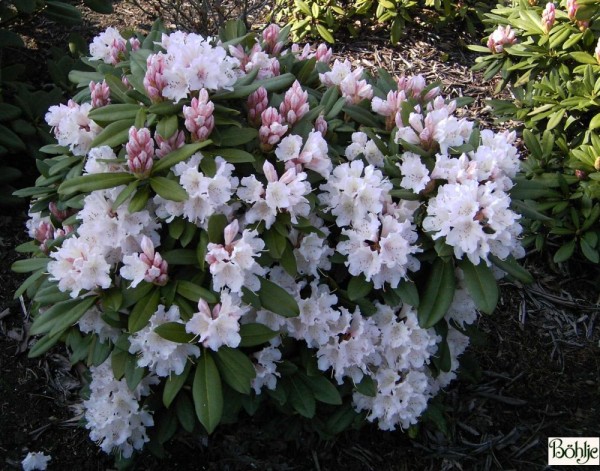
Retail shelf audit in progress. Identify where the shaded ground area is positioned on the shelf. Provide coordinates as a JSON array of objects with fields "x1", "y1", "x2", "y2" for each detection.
[{"x1": 1, "y1": 1, "x2": 599, "y2": 470}]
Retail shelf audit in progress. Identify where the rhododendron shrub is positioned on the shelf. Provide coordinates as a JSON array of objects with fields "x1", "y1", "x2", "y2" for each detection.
[{"x1": 13, "y1": 21, "x2": 530, "y2": 459}]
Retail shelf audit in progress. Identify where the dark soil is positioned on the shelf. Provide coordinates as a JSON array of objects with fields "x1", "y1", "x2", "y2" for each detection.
[{"x1": 1, "y1": 2, "x2": 599, "y2": 470}]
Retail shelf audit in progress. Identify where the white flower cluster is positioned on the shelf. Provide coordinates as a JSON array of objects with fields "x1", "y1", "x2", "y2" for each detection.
[
  {"x1": 152, "y1": 31, "x2": 241, "y2": 102},
  {"x1": 83, "y1": 360, "x2": 156, "y2": 458},
  {"x1": 45, "y1": 100, "x2": 100, "y2": 156}
]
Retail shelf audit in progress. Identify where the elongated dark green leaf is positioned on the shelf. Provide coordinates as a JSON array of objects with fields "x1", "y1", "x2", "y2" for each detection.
[
  {"x1": 393, "y1": 280, "x2": 419, "y2": 307},
  {"x1": 152, "y1": 141, "x2": 212, "y2": 174},
  {"x1": 258, "y1": 276, "x2": 300, "y2": 318},
  {"x1": 215, "y1": 128, "x2": 257, "y2": 147},
  {"x1": 0, "y1": 124, "x2": 25, "y2": 150},
  {"x1": 128, "y1": 184, "x2": 150, "y2": 213},
  {"x1": 553, "y1": 239, "x2": 576, "y2": 263},
  {"x1": 287, "y1": 376, "x2": 316, "y2": 418},
  {"x1": 104, "y1": 74, "x2": 136, "y2": 104},
  {"x1": 156, "y1": 114, "x2": 179, "y2": 139},
  {"x1": 122, "y1": 280, "x2": 153, "y2": 308},
  {"x1": 48, "y1": 296, "x2": 98, "y2": 337},
  {"x1": 13, "y1": 270, "x2": 46, "y2": 299},
  {"x1": 212, "y1": 347, "x2": 255, "y2": 395},
  {"x1": 175, "y1": 392, "x2": 196, "y2": 432},
  {"x1": 128, "y1": 288, "x2": 160, "y2": 333},
  {"x1": 238, "y1": 323, "x2": 278, "y2": 347},
  {"x1": 193, "y1": 353, "x2": 223, "y2": 434},
  {"x1": 58, "y1": 172, "x2": 135, "y2": 195},
  {"x1": 88, "y1": 104, "x2": 141, "y2": 125},
  {"x1": 417, "y1": 259, "x2": 456, "y2": 329},
  {"x1": 90, "y1": 119, "x2": 133, "y2": 148},
  {"x1": 300, "y1": 373, "x2": 341, "y2": 405},
  {"x1": 30, "y1": 297, "x2": 96, "y2": 336},
  {"x1": 162, "y1": 249, "x2": 198, "y2": 265},
  {"x1": 207, "y1": 213, "x2": 228, "y2": 244},
  {"x1": 11, "y1": 257, "x2": 50, "y2": 274},
  {"x1": 28, "y1": 331, "x2": 63, "y2": 358},
  {"x1": 150, "y1": 176, "x2": 188, "y2": 201},
  {"x1": 176, "y1": 280, "x2": 218, "y2": 303},
  {"x1": 45, "y1": 1, "x2": 82, "y2": 25},
  {"x1": 489, "y1": 255, "x2": 533, "y2": 284},
  {"x1": 458, "y1": 260, "x2": 498, "y2": 315},
  {"x1": 343, "y1": 104, "x2": 381, "y2": 126},
  {"x1": 355, "y1": 374, "x2": 377, "y2": 397},
  {"x1": 211, "y1": 73, "x2": 296, "y2": 100},
  {"x1": 163, "y1": 362, "x2": 192, "y2": 408},
  {"x1": 154, "y1": 321, "x2": 196, "y2": 343},
  {"x1": 347, "y1": 276, "x2": 373, "y2": 301}
]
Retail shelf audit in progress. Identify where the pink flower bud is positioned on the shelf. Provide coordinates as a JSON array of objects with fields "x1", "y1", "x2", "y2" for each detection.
[
  {"x1": 129, "y1": 37, "x2": 141, "y2": 51},
  {"x1": 280, "y1": 81, "x2": 309, "y2": 125},
  {"x1": 183, "y1": 89, "x2": 215, "y2": 142},
  {"x1": 109, "y1": 38, "x2": 127, "y2": 65},
  {"x1": 315, "y1": 114, "x2": 328, "y2": 136},
  {"x1": 291, "y1": 43, "x2": 311, "y2": 60},
  {"x1": 89, "y1": 80, "x2": 111, "y2": 108},
  {"x1": 144, "y1": 54, "x2": 168, "y2": 102},
  {"x1": 567, "y1": 0, "x2": 578, "y2": 20},
  {"x1": 138, "y1": 235, "x2": 169, "y2": 285},
  {"x1": 49, "y1": 201, "x2": 71, "y2": 221},
  {"x1": 487, "y1": 25, "x2": 517, "y2": 54},
  {"x1": 155, "y1": 130, "x2": 185, "y2": 158},
  {"x1": 315, "y1": 43, "x2": 333, "y2": 63},
  {"x1": 542, "y1": 3, "x2": 556, "y2": 33},
  {"x1": 126, "y1": 127, "x2": 155, "y2": 177},
  {"x1": 263, "y1": 24, "x2": 283, "y2": 55},
  {"x1": 263, "y1": 160, "x2": 279, "y2": 183},
  {"x1": 247, "y1": 87, "x2": 269, "y2": 127},
  {"x1": 575, "y1": 169, "x2": 588, "y2": 180},
  {"x1": 224, "y1": 219, "x2": 239, "y2": 246},
  {"x1": 35, "y1": 221, "x2": 53, "y2": 245},
  {"x1": 122, "y1": 75, "x2": 132, "y2": 89},
  {"x1": 577, "y1": 20, "x2": 589, "y2": 31},
  {"x1": 259, "y1": 107, "x2": 288, "y2": 151}
]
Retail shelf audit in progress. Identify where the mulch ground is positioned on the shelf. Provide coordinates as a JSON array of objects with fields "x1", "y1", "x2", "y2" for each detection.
[{"x1": 1, "y1": 1, "x2": 599, "y2": 470}]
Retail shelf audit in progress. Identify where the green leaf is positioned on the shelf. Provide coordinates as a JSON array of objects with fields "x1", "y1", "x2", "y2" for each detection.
[
  {"x1": 154, "y1": 322, "x2": 196, "y2": 343},
  {"x1": 343, "y1": 104, "x2": 381, "y2": 126},
  {"x1": 13, "y1": 270, "x2": 46, "y2": 300},
  {"x1": 128, "y1": 184, "x2": 150, "y2": 212},
  {"x1": 111, "y1": 349, "x2": 129, "y2": 380},
  {"x1": 28, "y1": 332, "x2": 63, "y2": 358},
  {"x1": 207, "y1": 213, "x2": 228, "y2": 244},
  {"x1": 83, "y1": 0, "x2": 114, "y2": 14},
  {"x1": 215, "y1": 128, "x2": 257, "y2": 147},
  {"x1": 44, "y1": 1, "x2": 82, "y2": 25},
  {"x1": 128, "y1": 288, "x2": 160, "y2": 333},
  {"x1": 264, "y1": 228, "x2": 286, "y2": 259},
  {"x1": 0, "y1": 124, "x2": 25, "y2": 151},
  {"x1": 553, "y1": 239, "x2": 576, "y2": 263},
  {"x1": 417, "y1": 259, "x2": 456, "y2": 329},
  {"x1": 58, "y1": 173, "x2": 136, "y2": 196},
  {"x1": 90, "y1": 119, "x2": 133, "y2": 148},
  {"x1": 152, "y1": 141, "x2": 212, "y2": 174},
  {"x1": 156, "y1": 114, "x2": 179, "y2": 139},
  {"x1": 347, "y1": 276, "x2": 373, "y2": 301},
  {"x1": 204, "y1": 148, "x2": 255, "y2": 163},
  {"x1": 162, "y1": 249, "x2": 198, "y2": 265},
  {"x1": 238, "y1": 323, "x2": 278, "y2": 347},
  {"x1": 287, "y1": 375, "x2": 316, "y2": 418},
  {"x1": 300, "y1": 373, "x2": 341, "y2": 405},
  {"x1": 124, "y1": 354, "x2": 146, "y2": 390},
  {"x1": 88, "y1": 104, "x2": 141, "y2": 126},
  {"x1": 149, "y1": 176, "x2": 188, "y2": 201},
  {"x1": 355, "y1": 374, "x2": 377, "y2": 397},
  {"x1": 258, "y1": 276, "x2": 300, "y2": 318},
  {"x1": 175, "y1": 392, "x2": 196, "y2": 432},
  {"x1": 489, "y1": 255, "x2": 534, "y2": 284},
  {"x1": 458, "y1": 260, "x2": 498, "y2": 315},
  {"x1": 11, "y1": 257, "x2": 50, "y2": 273},
  {"x1": 212, "y1": 347, "x2": 255, "y2": 395},
  {"x1": 0, "y1": 29, "x2": 25, "y2": 48},
  {"x1": 570, "y1": 51, "x2": 597, "y2": 65},
  {"x1": 316, "y1": 24, "x2": 334, "y2": 43},
  {"x1": 176, "y1": 280, "x2": 218, "y2": 304},
  {"x1": 589, "y1": 113, "x2": 600, "y2": 131},
  {"x1": 193, "y1": 353, "x2": 223, "y2": 434},
  {"x1": 393, "y1": 280, "x2": 419, "y2": 307},
  {"x1": 30, "y1": 296, "x2": 96, "y2": 336}
]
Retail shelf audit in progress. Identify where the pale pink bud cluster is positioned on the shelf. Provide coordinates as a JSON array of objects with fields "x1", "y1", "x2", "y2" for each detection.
[
  {"x1": 49, "y1": 201, "x2": 72, "y2": 221},
  {"x1": 542, "y1": 3, "x2": 556, "y2": 33},
  {"x1": 89, "y1": 80, "x2": 110, "y2": 108},
  {"x1": 291, "y1": 43, "x2": 311, "y2": 60},
  {"x1": 259, "y1": 107, "x2": 289, "y2": 151},
  {"x1": 247, "y1": 87, "x2": 269, "y2": 127},
  {"x1": 155, "y1": 130, "x2": 185, "y2": 158},
  {"x1": 567, "y1": 0, "x2": 578, "y2": 20},
  {"x1": 315, "y1": 114, "x2": 328, "y2": 136},
  {"x1": 35, "y1": 220, "x2": 73, "y2": 253},
  {"x1": 340, "y1": 68, "x2": 373, "y2": 104},
  {"x1": 183, "y1": 89, "x2": 215, "y2": 142},
  {"x1": 109, "y1": 39, "x2": 127, "y2": 65},
  {"x1": 372, "y1": 90, "x2": 405, "y2": 130},
  {"x1": 315, "y1": 43, "x2": 333, "y2": 63},
  {"x1": 487, "y1": 25, "x2": 517, "y2": 53},
  {"x1": 139, "y1": 236, "x2": 168, "y2": 285},
  {"x1": 280, "y1": 81, "x2": 309, "y2": 125},
  {"x1": 263, "y1": 24, "x2": 284, "y2": 55},
  {"x1": 129, "y1": 37, "x2": 141, "y2": 51},
  {"x1": 144, "y1": 54, "x2": 168, "y2": 102},
  {"x1": 126, "y1": 127, "x2": 155, "y2": 177}
]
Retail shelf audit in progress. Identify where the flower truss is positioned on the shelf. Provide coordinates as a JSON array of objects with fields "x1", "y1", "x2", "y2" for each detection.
[{"x1": 13, "y1": 20, "x2": 530, "y2": 460}]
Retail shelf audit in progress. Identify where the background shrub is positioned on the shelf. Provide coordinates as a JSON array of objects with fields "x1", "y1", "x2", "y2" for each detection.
[{"x1": 0, "y1": 0, "x2": 112, "y2": 207}]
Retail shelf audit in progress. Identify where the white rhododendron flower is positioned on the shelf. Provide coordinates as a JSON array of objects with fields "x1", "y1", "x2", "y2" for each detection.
[{"x1": 21, "y1": 452, "x2": 51, "y2": 471}]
